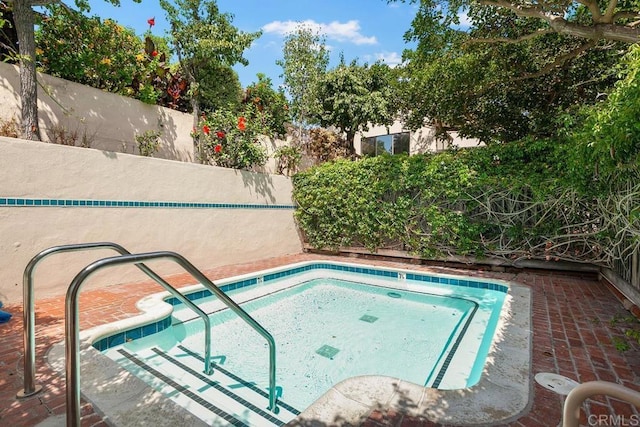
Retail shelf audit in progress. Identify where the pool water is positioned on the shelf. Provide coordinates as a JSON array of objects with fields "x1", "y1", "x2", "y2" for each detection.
[{"x1": 102, "y1": 274, "x2": 505, "y2": 418}]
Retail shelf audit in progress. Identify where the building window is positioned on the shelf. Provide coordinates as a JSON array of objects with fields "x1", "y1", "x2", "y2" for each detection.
[{"x1": 362, "y1": 132, "x2": 410, "y2": 156}]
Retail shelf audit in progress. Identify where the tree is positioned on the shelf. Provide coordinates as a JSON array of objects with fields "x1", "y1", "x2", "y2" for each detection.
[
  {"x1": 5, "y1": 0, "x2": 136, "y2": 141},
  {"x1": 391, "y1": 1, "x2": 627, "y2": 143},
  {"x1": 397, "y1": 32, "x2": 624, "y2": 142},
  {"x1": 159, "y1": 0, "x2": 260, "y2": 161},
  {"x1": 390, "y1": 0, "x2": 640, "y2": 47},
  {"x1": 198, "y1": 62, "x2": 243, "y2": 113},
  {"x1": 315, "y1": 60, "x2": 397, "y2": 152},
  {"x1": 276, "y1": 25, "x2": 329, "y2": 129},
  {"x1": 242, "y1": 73, "x2": 290, "y2": 137}
]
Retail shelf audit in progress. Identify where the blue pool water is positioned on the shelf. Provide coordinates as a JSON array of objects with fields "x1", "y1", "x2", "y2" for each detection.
[{"x1": 98, "y1": 263, "x2": 507, "y2": 425}]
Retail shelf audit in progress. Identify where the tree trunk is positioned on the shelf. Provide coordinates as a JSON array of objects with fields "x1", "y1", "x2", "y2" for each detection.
[
  {"x1": 190, "y1": 89, "x2": 203, "y2": 163},
  {"x1": 13, "y1": 0, "x2": 41, "y2": 141},
  {"x1": 346, "y1": 130, "x2": 356, "y2": 155}
]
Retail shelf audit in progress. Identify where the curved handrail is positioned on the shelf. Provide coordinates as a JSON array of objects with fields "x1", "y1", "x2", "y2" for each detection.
[
  {"x1": 562, "y1": 381, "x2": 640, "y2": 427},
  {"x1": 18, "y1": 242, "x2": 215, "y2": 399},
  {"x1": 65, "y1": 251, "x2": 278, "y2": 427}
]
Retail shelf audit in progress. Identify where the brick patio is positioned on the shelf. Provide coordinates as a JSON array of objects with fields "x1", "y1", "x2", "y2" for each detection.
[{"x1": 0, "y1": 253, "x2": 638, "y2": 427}]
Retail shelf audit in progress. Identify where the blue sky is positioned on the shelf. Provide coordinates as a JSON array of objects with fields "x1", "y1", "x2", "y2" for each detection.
[{"x1": 86, "y1": 0, "x2": 419, "y2": 88}]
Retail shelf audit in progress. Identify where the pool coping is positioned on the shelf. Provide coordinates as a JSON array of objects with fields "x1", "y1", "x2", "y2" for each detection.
[{"x1": 44, "y1": 260, "x2": 532, "y2": 426}]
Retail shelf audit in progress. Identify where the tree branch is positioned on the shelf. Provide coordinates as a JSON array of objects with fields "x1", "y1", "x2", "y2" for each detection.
[
  {"x1": 479, "y1": 0, "x2": 640, "y2": 42},
  {"x1": 464, "y1": 29, "x2": 554, "y2": 45},
  {"x1": 603, "y1": 0, "x2": 618, "y2": 22},
  {"x1": 574, "y1": 0, "x2": 603, "y2": 22},
  {"x1": 512, "y1": 40, "x2": 596, "y2": 81},
  {"x1": 612, "y1": 11, "x2": 640, "y2": 22}
]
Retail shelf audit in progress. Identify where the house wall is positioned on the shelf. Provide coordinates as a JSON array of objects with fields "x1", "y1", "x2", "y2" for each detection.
[
  {"x1": 0, "y1": 136, "x2": 301, "y2": 303},
  {"x1": 354, "y1": 121, "x2": 481, "y2": 155}
]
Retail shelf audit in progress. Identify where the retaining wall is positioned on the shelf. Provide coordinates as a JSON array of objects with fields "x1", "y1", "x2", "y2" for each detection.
[{"x1": 0, "y1": 136, "x2": 301, "y2": 303}]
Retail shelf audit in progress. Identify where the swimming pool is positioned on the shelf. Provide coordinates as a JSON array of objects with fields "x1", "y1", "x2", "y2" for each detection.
[{"x1": 85, "y1": 261, "x2": 510, "y2": 426}]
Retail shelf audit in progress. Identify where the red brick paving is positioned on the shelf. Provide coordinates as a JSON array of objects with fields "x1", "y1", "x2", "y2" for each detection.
[{"x1": 0, "y1": 253, "x2": 638, "y2": 426}]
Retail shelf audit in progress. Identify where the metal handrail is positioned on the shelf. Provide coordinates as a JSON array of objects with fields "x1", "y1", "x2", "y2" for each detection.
[
  {"x1": 562, "y1": 381, "x2": 640, "y2": 427},
  {"x1": 18, "y1": 243, "x2": 215, "y2": 399},
  {"x1": 65, "y1": 251, "x2": 278, "y2": 427}
]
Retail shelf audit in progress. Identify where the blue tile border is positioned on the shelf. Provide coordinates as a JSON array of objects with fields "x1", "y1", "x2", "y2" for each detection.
[
  {"x1": 93, "y1": 262, "x2": 508, "y2": 351},
  {"x1": 93, "y1": 316, "x2": 172, "y2": 351},
  {"x1": 0, "y1": 197, "x2": 296, "y2": 210}
]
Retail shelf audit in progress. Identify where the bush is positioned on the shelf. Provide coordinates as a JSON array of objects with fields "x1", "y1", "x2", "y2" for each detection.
[
  {"x1": 36, "y1": 6, "x2": 144, "y2": 95},
  {"x1": 570, "y1": 45, "x2": 640, "y2": 189},
  {"x1": 193, "y1": 106, "x2": 267, "y2": 170},
  {"x1": 292, "y1": 144, "x2": 617, "y2": 265}
]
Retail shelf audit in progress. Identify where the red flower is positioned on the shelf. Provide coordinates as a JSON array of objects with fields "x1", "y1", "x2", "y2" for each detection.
[
  {"x1": 151, "y1": 50, "x2": 158, "y2": 57},
  {"x1": 202, "y1": 125, "x2": 210, "y2": 135},
  {"x1": 147, "y1": 17, "x2": 155, "y2": 27},
  {"x1": 237, "y1": 116, "x2": 246, "y2": 131},
  {"x1": 214, "y1": 144, "x2": 222, "y2": 153},
  {"x1": 216, "y1": 131, "x2": 225, "y2": 139}
]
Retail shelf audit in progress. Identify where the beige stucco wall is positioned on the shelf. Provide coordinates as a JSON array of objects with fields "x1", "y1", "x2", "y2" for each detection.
[
  {"x1": 0, "y1": 136, "x2": 302, "y2": 303},
  {"x1": 354, "y1": 121, "x2": 481, "y2": 155},
  {"x1": 0, "y1": 62, "x2": 196, "y2": 161}
]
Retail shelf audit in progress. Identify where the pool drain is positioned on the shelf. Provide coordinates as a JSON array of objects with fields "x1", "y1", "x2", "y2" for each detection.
[
  {"x1": 534, "y1": 372, "x2": 580, "y2": 395},
  {"x1": 387, "y1": 292, "x2": 402, "y2": 298}
]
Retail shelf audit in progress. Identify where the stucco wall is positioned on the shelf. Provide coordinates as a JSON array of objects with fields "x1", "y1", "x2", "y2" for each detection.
[
  {"x1": 0, "y1": 62, "x2": 195, "y2": 161},
  {"x1": 354, "y1": 121, "x2": 481, "y2": 155},
  {"x1": 0, "y1": 136, "x2": 302, "y2": 303}
]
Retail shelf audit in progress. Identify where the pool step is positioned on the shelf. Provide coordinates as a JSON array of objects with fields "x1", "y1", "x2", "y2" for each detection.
[{"x1": 115, "y1": 346, "x2": 300, "y2": 426}]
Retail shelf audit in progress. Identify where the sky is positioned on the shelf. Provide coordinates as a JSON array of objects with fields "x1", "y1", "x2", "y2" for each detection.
[{"x1": 86, "y1": 0, "x2": 419, "y2": 89}]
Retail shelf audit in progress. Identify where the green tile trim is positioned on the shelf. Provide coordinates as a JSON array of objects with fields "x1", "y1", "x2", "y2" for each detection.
[{"x1": 0, "y1": 197, "x2": 296, "y2": 210}]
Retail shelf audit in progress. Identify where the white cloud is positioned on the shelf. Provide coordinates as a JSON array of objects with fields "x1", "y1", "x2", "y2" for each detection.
[
  {"x1": 366, "y1": 51, "x2": 404, "y2": 67},
  {"x1": 457, "y1": 10, "x2": 472, "y2": 28},
  {"x1": 262, "y1": 19, "x2": 377, "y2": 45}
]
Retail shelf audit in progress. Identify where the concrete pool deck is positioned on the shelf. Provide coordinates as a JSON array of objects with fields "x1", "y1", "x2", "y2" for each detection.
[{"x1": 1, "y1": 253, "x2": 639, "y2": 426}]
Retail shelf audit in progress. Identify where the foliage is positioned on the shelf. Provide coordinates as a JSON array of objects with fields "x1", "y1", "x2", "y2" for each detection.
[
  {"x1": 139, "y1": 36, "x2": 190, "y2": 111},
  {"x1": 197, "y1": 62, "x2": 243, "y2": 113},
  {"x1": 293, "y1": 139, "x2": 639, "y2": 266},
  {"x1": 48, "y1": 122, "x2": 95, "y2": 147},
  {"x1": 159, "y1": 0, "x2": 261, "y2": 129},
  {"x1": 135, "y1": 129, "x2": 162, "y2": 156},
  {"x1": 306, "y1": 128, "x2": 354, "y2": 164},
  {"x1": 389, "y1": 0, "x2": 640, "y2": 47},
  {"x1": 37, "y1": 6, "x2": 143, "y2": 96},
  {"x1": 193, "y1": 107, "x2": 267, "y2": 169},
  {"x1": 315, "y1": 60, "x2": 397, "y2": 150},
  {"x1": 610, "y1": 315, "x2": 640, "y2": 352},
  {"x1": 0, "y1": 5, "x2": 18, "y2": 61},
  {"x1": 570, "y1": 44, "x2": 640, "y2": 189},
  {"x1": 242, "y1": 73, "x2": 291, "y2": 137},
  {"x1": 274, "y1": 145, "x2": 302, "y2": 176},
  {"x1": 0, "y1": 116, "x2": 19, "y2": 138},
  {"x1": 277, "y1": 25, "x2": 329, "y2": 128},
  {"x1": 396, "y1": 8, "x2": 624, "y2": 143},
  {"x1": 35, "y1": 7, "x2": 188, "y2": 108}
]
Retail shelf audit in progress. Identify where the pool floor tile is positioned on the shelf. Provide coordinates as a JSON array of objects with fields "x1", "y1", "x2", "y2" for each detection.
[
  {"x1": 359, "y1": 314, "x2": 379, "y2": 323},
  {"x1": 316, "y1": 345, "x2": 340, "y2": 359}
]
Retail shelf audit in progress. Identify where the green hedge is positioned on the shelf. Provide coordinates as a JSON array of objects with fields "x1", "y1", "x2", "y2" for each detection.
[{"x1": 292, "y1": 141, "x2": 615, "y2": 263}]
